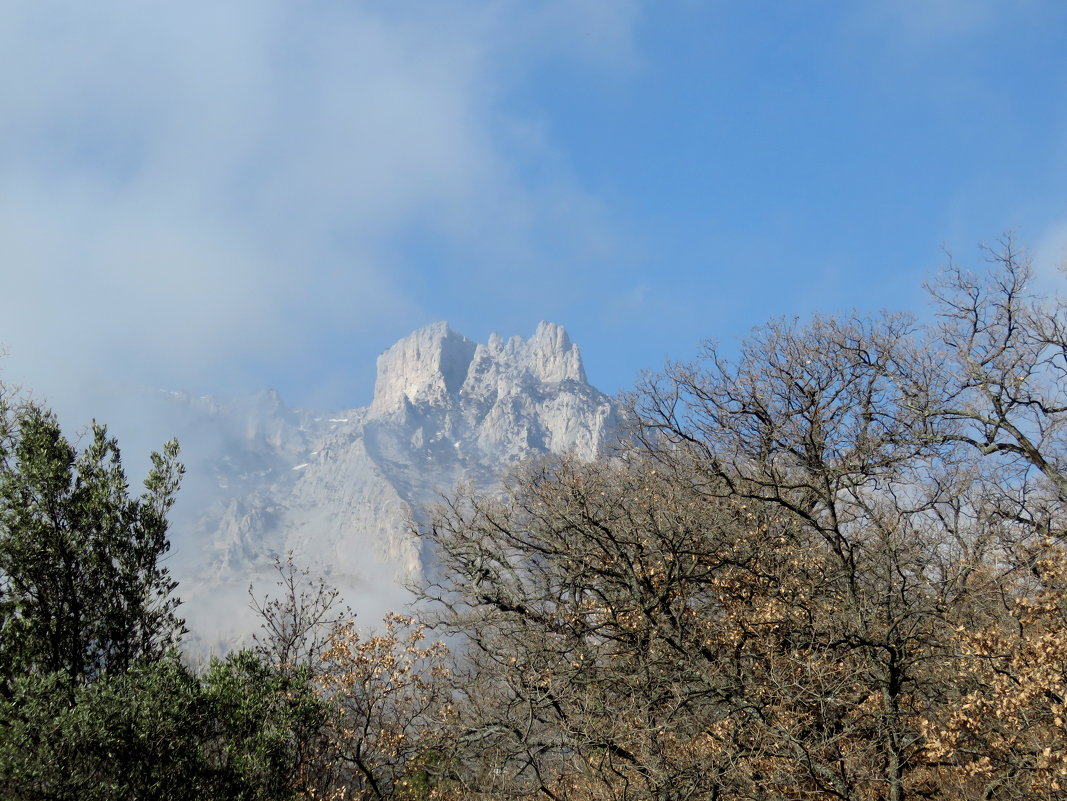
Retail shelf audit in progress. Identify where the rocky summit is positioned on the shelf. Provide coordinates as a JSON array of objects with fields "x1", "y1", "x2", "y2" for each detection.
[{"x1": 166, "y1": 322, "x2": 616, "y2": 652}]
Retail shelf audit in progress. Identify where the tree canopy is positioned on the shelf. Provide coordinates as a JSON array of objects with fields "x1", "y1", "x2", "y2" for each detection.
[
  {"x1": 0, "y1": 401, "x2": 185, "y2": 694},
  {"x1": 414, "y1": 241, "x2": 1067, "y2": 801},
  {"x1": 4, "y1": 239, "x2": 1067, "y2": 801}
]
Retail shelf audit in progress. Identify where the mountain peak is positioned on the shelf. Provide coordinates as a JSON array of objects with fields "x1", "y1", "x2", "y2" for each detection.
[
  {"x1": 369, "y1": 322, "x2": 477, "y2": 415},
  {"x1": 165, "y1": 320, "x2": 616, "y2": 651},
  {"x1": 528, "y1": 321, "x2": 586, "y2": 383},
  {"x1": 369, "y1": 322, "x2": 586, "y2": 416}
]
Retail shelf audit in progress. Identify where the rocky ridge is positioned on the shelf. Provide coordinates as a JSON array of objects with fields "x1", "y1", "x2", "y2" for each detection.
[{"x1": 168, "y1": 322, "x2": 615, "y2": 650}]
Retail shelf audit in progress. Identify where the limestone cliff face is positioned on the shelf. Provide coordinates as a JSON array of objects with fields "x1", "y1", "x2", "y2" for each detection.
[
  {"x1": 369, "y1": 322, "x2": 478, "y2": 415},
  {"x1": 366, "y1": 321, "x2": 611, "y2": 468},
  {"x1": 167, "y1": 322, "x2": 616, "y2": 651}
]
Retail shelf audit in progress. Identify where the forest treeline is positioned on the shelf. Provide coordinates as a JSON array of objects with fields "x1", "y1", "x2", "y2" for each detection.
[{"x1": 3, "y1": 239, "x2": 1067, "y2": 800}]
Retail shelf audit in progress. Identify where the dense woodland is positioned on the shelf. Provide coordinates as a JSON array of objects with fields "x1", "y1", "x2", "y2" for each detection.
[{"x1": 4, "y1": 240, "x2": 1067, "y2": 800}]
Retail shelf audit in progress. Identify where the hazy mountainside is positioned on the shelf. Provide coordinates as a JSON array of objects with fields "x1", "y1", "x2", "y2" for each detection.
[{"x1": 164, "y1": 322, "x2": 616, "y2": 652}]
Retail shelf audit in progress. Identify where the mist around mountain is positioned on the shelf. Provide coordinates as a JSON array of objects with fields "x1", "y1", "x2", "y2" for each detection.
[{"x1": 163, "y1": 321, "x2": 617, "y2": 653}]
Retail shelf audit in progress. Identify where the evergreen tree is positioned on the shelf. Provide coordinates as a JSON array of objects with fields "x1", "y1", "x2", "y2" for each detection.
[{"x1": 0, "y1": 401, "x2": 185, "y2": 694}]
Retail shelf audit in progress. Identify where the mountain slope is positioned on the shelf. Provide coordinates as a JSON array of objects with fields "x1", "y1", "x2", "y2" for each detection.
[{"x1": 167, "y1": 322, "x2": 616, "y2": 651}]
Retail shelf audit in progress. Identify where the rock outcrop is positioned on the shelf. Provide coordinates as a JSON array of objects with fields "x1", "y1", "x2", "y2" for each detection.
[{"x1": 166, "y1": 322, "x2": 616, "y2": 652}]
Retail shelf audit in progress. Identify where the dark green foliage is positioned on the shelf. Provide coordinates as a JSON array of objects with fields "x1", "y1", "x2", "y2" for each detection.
[
  {"x1": 0, "y1": 655, "x2": 209, "y2": 801},
  {"x1": 0, "y1": 402, "x2": 185, "y2": 694},
  {"x1": 201, "y1": 649, "x2": 330, "y2": 801},
  {"x1": 0, "y1": 396, "x2": 335, "y2": 799},
  {"x1": 0, "y1": 649, "x2": 328, "y2": 801}
]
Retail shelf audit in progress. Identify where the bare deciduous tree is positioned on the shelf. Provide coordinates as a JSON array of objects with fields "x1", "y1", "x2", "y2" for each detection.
[
  {"x1": 314, "y1": 614, "x2": 452, "y2": 801},
  {"x1": 421, "y1": 453, "x2": 827, "y2": 800},
  {"x1": 249, "y1": 553, "x2": 352, "y2": 677}
]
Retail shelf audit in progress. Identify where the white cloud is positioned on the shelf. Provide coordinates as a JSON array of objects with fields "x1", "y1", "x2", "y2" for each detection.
[
  {"x1": 0, "y1": 0, "x2": 638, "y2": 410},
  {"x1": 1033, "y1": 218, "x2": 1067, "y2": 284},
  {"x1": 851, "y1": 0, "x2": 1036, "y2": 41}
]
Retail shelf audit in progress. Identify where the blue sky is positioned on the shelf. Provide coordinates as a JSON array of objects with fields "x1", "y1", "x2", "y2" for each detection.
[{"x1": 3, "y1": 0, "x2": 1067, "y2": 428}]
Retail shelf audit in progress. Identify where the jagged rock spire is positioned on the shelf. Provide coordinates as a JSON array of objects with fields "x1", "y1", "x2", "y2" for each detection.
[
  {"x1": 370, "y1": 321, "x2": 587, "y2": 416},
  {"x1": 165, "y1": 320, "x2": 613, "y2": 653},
  {"x1": 370, "y1": 322, "x2": 477, "y2": 415}
]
